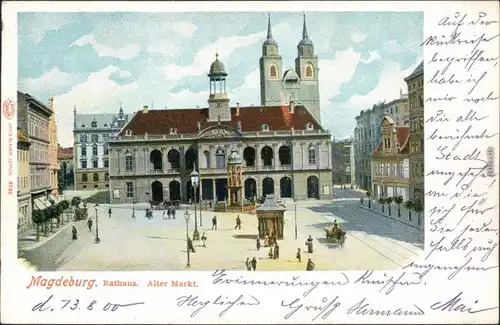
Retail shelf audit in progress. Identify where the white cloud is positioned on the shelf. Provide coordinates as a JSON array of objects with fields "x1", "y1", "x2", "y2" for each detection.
[
  {"x1": 350, "y1": 31, "x2": 367, "y2": 43},
  {"x1": 318, "y1": 47, "x2": 381, "y2": 104},
  {"x1": 19, "y1": 67, "x2": 82, "y2": 94},
  {"x1": 70, "y1": 34, "x2": 141, "y2": 60},
  {"x1": 53, "y1": 66, "x2": 140, "y2": 146},
  {"x1": 170, "y1": 21, "x2": 198, "y2": 37},
  {"x1": 163, "y1": 21, "x2": 290, "y2": 81},
  {"x1": 323, "y1": 58, "x2": 422, "y2": 139},
  {"x1": 230, "y1": 69, "x2": 261, "y2": 106},
  {"x1": 146, "y1": 39, "x2": 178, "y2": 57}
]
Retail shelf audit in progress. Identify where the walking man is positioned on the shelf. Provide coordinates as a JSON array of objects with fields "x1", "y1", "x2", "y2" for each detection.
[
  {"x1": 201, "y1": 232, "x2": 207, "y2": 247},
  {"x1": 274, "y1": 243, "x2": 280, "y2": 259},
  {"x1": 251, "y1": 257, "x2": 257, "y2": 271},
  {"x1": 306, "y1": 257, "x2": 316, "y2": 271},
  {"x1": 296, "y1": 248, "x2": 302, "y2": 263},
  {"x1": 108, "y1": 208, "x2": 112, "y2": 218},
  {"x1": 256, "y1": 238, "x2": 261, "y2": 251},
  {"x1": 234, "y1": 215, "x2": 241, "y2": 230},
  {"x1": 245, "y1": 257, "x2": 252, "y2": 271},
  {"x1": 187, "y1": 237, "x2": 196, "y2": 253},
  {"x1": 87, "y1": 218, "x2": 93, "y2": 232},
  {"x1": 212, "y1": 216, "x2": 217, "y2": 230}
]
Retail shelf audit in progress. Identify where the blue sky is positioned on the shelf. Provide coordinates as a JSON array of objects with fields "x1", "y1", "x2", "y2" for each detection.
[{"x1": 18, "y1": 11, "x2": 423, "y2": 147}]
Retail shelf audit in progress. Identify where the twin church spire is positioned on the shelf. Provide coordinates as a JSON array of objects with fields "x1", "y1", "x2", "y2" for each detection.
[{"x1": 263, "y1": 13, "x2": 313, "y2": 53}]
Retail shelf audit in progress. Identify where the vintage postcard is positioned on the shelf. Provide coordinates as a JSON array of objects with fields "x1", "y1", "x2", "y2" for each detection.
[{"x1": 1, "y1": 1, "x2": 498, "y2": 324}]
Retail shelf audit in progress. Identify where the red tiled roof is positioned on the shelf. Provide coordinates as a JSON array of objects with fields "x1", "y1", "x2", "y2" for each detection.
[
  {"x1": 372, "y1": 127, "x2": 410, "y2": 157},
  {"x1": 118, "y1": 105, "x2": 321, "y2": 136},
  {"x1": 57, "y1": 147, "x2": 73, "y2": 159}
]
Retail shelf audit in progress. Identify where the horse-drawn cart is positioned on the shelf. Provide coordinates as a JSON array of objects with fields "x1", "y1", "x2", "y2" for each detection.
[{"x1": 324, "y1": 226, "x2": 346, "y2": 245}]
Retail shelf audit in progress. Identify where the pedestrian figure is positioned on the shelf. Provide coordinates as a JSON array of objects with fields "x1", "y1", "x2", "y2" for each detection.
[
  {"x1": 87, "y1": 218, "x2": 93, "y2": 232},
  {"x1": 235, "y1": 215, "x2": 241, "y2": 230},
  {"x1": 212, "y1": 216, "x2": 217, "y2": 230},
  {"x1": 296, "y1": 248, "x2": 302, "y2": 262},
  {"x1": 268, "y1": 246, "x2": 274, "y2": 259},
  {"x1": 108, "y1": 208, "x2": 112, "y2": 218},
  {"x1": 167, "y1": 209, "x2": 171, "y2": 219},
  {"x1": 256, "y1": 238, "x2": 261, "y2": 251},
  {"x1": 72, "y1": 226, "x2": 78, "y2": 240},
  {"x1": 187, "y1": 237, "x2": 196, "y2": 253},
  {"x1": 306, "y1": 257, "x2": 316, "y2": 271},
  {"x1": 305, "y1": 235, "x2": 314, "y2": 253},
  {"x1": 201, "y1": 232, "x2": 207, "y2": 247},
  {"x1": 251, "y1": 257, "x2": 257, "y2": 271},
  {"x1": 209, "y1": 201, "x2": 212, "y2": 209},
  {"x1": 245, "y1": 257, "x2": 252, "y2": 271},
  {"x1": 172, "y1": 208, "x2": 176, "y2": 219},
  {"x1": 274, "y1": 244, "x2": 280, "y2": 259}
]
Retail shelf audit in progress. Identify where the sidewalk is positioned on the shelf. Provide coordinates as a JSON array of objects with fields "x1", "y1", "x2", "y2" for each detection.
[{"x1": 358, "y1": 203, "x2": 424, "y2": 233}]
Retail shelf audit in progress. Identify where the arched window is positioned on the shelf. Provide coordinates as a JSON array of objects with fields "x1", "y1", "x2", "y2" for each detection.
[
  {"x1": 269, "y1": 64, "x2": 277, "y2": 78},
  {"x1": 82, "y1": 173, "x2": 88, "y2": 182},
  {"x1": 308, "y1": 146, "x2": 316, "y2": 165},
  {"x1": 305, "y1": 64, "x2": 313, "y2": 77},
  {"x1": 93, "y1": 173, "x2": 99, "y2": 182},
  {"x1": 125, "y1": 153, "x2": 134, "y2": 171},
  {"x1": 215, "y1": 148, "x2": 226, "y2": 169},
  {"x1": 92, "y1": 144, "x2": 98, "y2": 155}
]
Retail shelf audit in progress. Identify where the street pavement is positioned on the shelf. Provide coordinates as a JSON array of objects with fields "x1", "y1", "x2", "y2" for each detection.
[{"x1": 27, "y1": 189, "x2": 424, "y2": 272}]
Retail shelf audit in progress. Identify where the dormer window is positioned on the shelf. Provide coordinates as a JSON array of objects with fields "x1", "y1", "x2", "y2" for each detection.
[
  {"x1": 125, "y1": 129, "x2": 133, "y2": 136},
  {"x1": 170, "y1": 128, "x2": 177, "y2": 135},
  {"x1": 306, "y1": 122, "x2": 314, "y2": 130},
  {"x1": 91, "y1": 120, "x2": 97, "y2": 127},
  {"x1": 261, "y1": 124, "x2": 269, "y2": 131},
  {"x1": 103, "y1": 123, "x2": 108, "y2": 127},
  {"x1": 81, "y1": 124, "x2": 85, "y2": 127}
]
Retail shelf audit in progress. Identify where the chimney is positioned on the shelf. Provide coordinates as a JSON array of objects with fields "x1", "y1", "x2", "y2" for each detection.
[
  {"x1": 143, "y1": 105, "x2": 148, "y2": 113},
  {"x1": 289, "y1": 100, "x2": 295, "y2": 114},
  {"x1": 236, "y1": 102, "x2": 240, "y2": 116}
]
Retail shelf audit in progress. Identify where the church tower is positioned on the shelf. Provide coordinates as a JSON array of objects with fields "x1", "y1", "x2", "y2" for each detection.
[
  {"x1": 259, "y1": 14, "x2": 284, "y2": 107},
  {"x1": 207, "y1": 53, "x2": 231, "y2": 122},
  {"x1": 295, "y1": 14, "x2": 321, "y2": 122}
]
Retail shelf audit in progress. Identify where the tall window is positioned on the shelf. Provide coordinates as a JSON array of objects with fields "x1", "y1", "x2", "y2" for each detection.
[
  {"x1": 92, "y1": 160, "x2": 98, "y2": 168},
  {"x1": 82, "y1": 173, "x2": 88, "y2": 182},
  {"x1": 103, "y1": 144, "x2": 109, "y2": 155},
  {"x1": 269, "y1": 65, "x2": 277, "y2": 78},
  {"x1": 91, "y1": 134, "x2": 99, "y2": 142},
  {"x1": 93, "y1": 173, "x2": 99, "y2": 181},
  {"x1": 92, "y1": 144, "x2": 98, "y2": 155},
  {"x1": 305, "y1": 64, "x2": 313, "y2": 77},
  {"x1": 81, "y1": 146, "x2": 87, "y2": 156},
  {"x1": 126, "y1": 182, "x2": 134, "y2": 198},
  {"x1": 80, "y1": 134, "x2": 87, "y2": 143},
  {"x1": 215, "y1": 148, "x2": 226, "y2": 169},
  {"x1": 308, "y1": 146, "x2": 316, "y2": 165},
  {"x1": 104, "y1": 159, "x2": 109, "y2": 168},
  {"x1": 102, "y1": 134, "x2": 109, "y2": 142},
  {"x1": 125, "y1": 154, "x2": 134, "y2": 171},
  {"x1": 81, "y1": 160, "x2": 87, "y2": 168}
]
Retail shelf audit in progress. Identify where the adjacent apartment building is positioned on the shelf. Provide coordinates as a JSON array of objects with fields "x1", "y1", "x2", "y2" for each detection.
[
  {"x1": 331, "y1": 139, "x2": 352, "y2": 186},
  {"x1": 404, "y1": 61, "x2": 424, "y2": 206},
  {"x1": 57, "y1": 146, "x2": 74, "y2": 191},
  {"x1": 17, "y1": 128, "x2": 31, "y2": 234},
  {"x1": 17, "y1": 91, "x2": 53, "y2": 208},
  {"x1": 73, "y1": 106, "x2": 128, "y2": 190},
  {"x1": 48, "y1": 97, "x2": 60, "y2": 197}
]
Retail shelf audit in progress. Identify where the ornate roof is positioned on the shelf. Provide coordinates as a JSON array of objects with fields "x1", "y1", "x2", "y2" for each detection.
[
  {"x1": 74, "y1": 113, "x2": 125, "y2": 131},
  {"x1": 371, "y1": 127, "x2": 410, "y2": 157},
  {"x1": 208, "y1": 53, "x2": 227, "y2": 76},
  {"x1": 298, "y1": 13, "x2": 313, "y2": 46},
  {"x1": 227, "y1": 148, "x2": 242, "y2": 164},
  {"x1": 57, "y1": 147, "x2": 74, "y2": 160},
  {"x1": 117, "y1": 104, "x2": 323, "y2": 136},
  {"x1": 256, "y1": 195, "x2": 287, "y2": 212},
  {"x1": 404, "y1": 61, "x2": 424, "y2": 81}
]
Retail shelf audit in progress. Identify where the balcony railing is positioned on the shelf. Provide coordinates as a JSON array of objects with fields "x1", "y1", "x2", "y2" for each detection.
[{"x1": 149, "y1": 169, "x2": 163, "y2": 175}]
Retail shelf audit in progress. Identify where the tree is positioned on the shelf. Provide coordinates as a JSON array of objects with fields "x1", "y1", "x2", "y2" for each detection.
[
  {"x1": 386, "y1": 197, "x2": 393, "y2": 216},
  {"x1": 48, "y1": 206, "x2": 57, "y2": 232},
  {"x1": 413, "y1": 203, "x2": 423, "y2": 225},
  {"x1": 31, "y1": 210, "x2": 43, "y2": 242},
  {"x1": 404, "y1": 200, "x2": 413, "y2": 222},
  {"x1": 366, "y1": 190, "x2": 372, "y2": 209},
  {"x1": 39, "y1": 209, "x2": 49, "y2": 236},
  {"x1": 57, "y1": 203, "x2": 64, "y2": 225},
  {"x1": 378, "y1": 197, "x2": 386, "y2": 213},
  {"x1": 394, "y1": 195, "x2": 404, "y2": 218}
]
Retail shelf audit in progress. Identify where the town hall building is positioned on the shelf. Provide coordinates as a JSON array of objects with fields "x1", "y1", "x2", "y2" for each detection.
[{"x1": 108, "y1": 15, "x2": 333, "y2": 204}]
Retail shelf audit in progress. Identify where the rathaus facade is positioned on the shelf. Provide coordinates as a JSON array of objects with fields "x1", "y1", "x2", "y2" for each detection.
[{"x1": 108, "y1": 15, "x2": 333, "y2": 204}]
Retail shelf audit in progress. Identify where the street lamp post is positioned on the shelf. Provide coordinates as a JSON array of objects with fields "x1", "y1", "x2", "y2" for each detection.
[
  {"x1": 184, "y1": 210, "x2": 191, "y2": 268},
  {"x1": 293, "y1": 199, "x2": 298, "y2": 240},
  {"x1": 190, "y1": 168, "x2": 200, "y2": 240},
  {"x1": 132, "y1": 200, "x2": 136, "y2": 218},
  {"x1": 94, "y1": 204, "x2": 100, "y2": 243}
]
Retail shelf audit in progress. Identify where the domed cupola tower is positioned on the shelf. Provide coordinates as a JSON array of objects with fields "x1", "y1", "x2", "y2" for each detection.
[
  {"x1": 259, "y1": 13, "x2": 283, "y2": 106},
  {"x1": 207, "y1": 53, "x2": 231, "y2": 122},
  {"x1": 295, "y1": 13, "x2": 321, "y2": 122}
]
